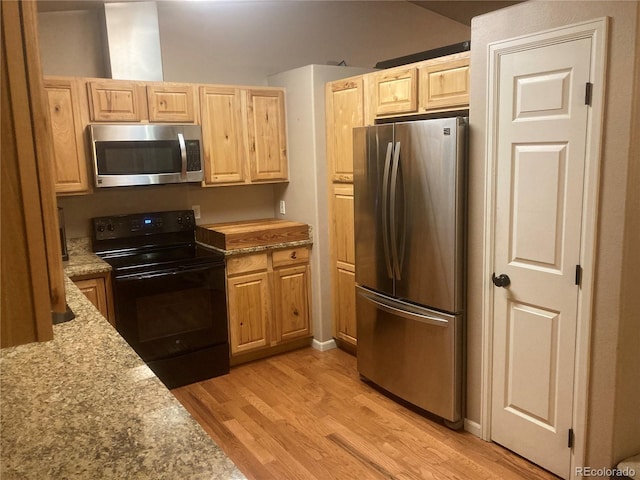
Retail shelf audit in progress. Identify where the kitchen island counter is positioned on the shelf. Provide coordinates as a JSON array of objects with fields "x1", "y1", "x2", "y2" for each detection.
[{"x1": 0, "y1": 277, "x2": 245, "y2": 479}]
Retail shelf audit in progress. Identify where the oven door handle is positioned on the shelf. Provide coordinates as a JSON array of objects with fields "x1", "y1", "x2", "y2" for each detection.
[
  {"x1": 114, "y1": 264, "x2": 221, "y2": 282},
  {"x1": 116, "y1": 271, "x2": 180, "y2": 281}
]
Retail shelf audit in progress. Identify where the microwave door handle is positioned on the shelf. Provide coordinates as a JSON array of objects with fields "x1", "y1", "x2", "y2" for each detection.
[{"x1": 177, "y1": 133, "x2": 187, "y2": 180}]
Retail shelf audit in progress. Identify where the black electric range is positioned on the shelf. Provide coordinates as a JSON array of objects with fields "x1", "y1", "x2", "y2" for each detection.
[{"x1": 92, "y1": 210, "x2": 229, "y2": 389}]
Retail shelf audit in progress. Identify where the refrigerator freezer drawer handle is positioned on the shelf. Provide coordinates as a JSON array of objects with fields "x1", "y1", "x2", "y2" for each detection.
[
  {"x1": 381, "y1": 142, "x2": 394, "y2": 279},
  {"x1": 358, "y1": 290, "x2": 449, "y2": 327}
]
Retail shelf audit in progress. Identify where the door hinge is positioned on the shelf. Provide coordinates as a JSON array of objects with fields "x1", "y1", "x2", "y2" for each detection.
[
  {"x1": 568, "y1": 428, "x2": 574, "y2": 448},
  {"x1": 575, "y1": 265, "x2": 583, "y2": 286},
  {"x1": 585, "y1": 82, "x2": 593, "y2": 106}
]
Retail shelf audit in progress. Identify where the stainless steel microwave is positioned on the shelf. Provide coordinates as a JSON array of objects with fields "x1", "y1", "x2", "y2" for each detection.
[{"x1": 89, "y1": 124, "x2": 204, "y2": 188}]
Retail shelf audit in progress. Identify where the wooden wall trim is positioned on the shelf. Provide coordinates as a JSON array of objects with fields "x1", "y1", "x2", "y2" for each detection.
[
  {"x1": 21, "y1": 1, "x2": 66, "y2": 314},
  {"x1": 1, "y1": 0, "x2": 55, "y2": 346}
]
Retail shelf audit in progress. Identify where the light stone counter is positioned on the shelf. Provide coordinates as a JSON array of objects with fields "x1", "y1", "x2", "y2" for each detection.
[
  {"x1": 63, "y1": 237, "x2": 111, "y2": 278},
  {"x1": 0, "y1": 277, "x2": 245, "y2": 479}
]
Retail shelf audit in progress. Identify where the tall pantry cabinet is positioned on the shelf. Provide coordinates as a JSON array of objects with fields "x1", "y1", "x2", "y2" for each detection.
[{"x1": 325, "y1": 76, "x2": 367, "y2": 351}]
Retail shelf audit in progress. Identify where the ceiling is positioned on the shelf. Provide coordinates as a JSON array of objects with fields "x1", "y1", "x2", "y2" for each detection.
[
  {"x1": 39, "y1": 0, "x2": 523, "y2": 20},
  {"x1": 410, "y1": 1, "x2": 523, "y2": 26}
]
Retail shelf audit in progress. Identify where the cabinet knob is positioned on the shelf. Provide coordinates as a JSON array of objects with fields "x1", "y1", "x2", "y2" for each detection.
[
  {"x1": 293, "y1": 309, "x2": 299, "y2": 316},
  {"x1": 290, "y1": 251, "x2": 297, "y2": 260}
]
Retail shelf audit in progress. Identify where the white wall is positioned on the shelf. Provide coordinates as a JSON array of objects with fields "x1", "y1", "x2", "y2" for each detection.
[
  {"x1": 38, "y1": 8, "x2": 107, "y2": 78},
  {"x1": 157, "y1": 1, "x2": 470, "y2": 85},
  {"x1": 469, "y1": 0, "x2": 640, "y2": 469},
  {"x1": 58, "y1": 183, "x2": 276, "y2": 239},
  {"x1": 267, "y1": 64, "x2": 375, "y2": 345}
]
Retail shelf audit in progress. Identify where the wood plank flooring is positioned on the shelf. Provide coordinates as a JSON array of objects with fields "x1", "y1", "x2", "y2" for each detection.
[{"x1": 172, "y1": 348, "x2": 559, "y2": 480}]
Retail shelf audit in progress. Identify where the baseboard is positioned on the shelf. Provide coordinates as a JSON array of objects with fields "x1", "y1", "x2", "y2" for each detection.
[
  {"x1": 464, "y1": 418, "x2": 482, "y2": 438},
  {"x1": 312, "y1": 338, "x2": 337, "y2": 352}
]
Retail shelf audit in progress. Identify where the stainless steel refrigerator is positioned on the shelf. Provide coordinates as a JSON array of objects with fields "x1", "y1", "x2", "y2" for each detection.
[{"x1": 353, "y1": 117, "x2": 466, "y2": 427}]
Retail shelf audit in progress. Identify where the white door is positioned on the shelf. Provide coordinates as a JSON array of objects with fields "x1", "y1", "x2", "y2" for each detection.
[{"x1": 491, "y1": 37, "x2": 592, "y2": 478}]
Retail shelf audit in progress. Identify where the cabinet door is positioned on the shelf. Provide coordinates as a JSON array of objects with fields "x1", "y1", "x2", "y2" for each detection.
[
  {"x1": 43, "y1": 77, "x2": 90, "y2": 194},
  {"x1": 330, "y1": 184, "x2": 357, "y2": 346},
  {"x1": 147, "y1": 83, "x2": 197, "y2": 123},
  {"x1": 87, "y1": 80, "x2": 146, "y2": 122},
  {"x1": 335, "y1": 267, "x2": 356, "y2": 345},
  {"x1": 419, "y1": 56, "x2": 470, "y2": 111},
  {"x1": 245, "y1": 89, "x2": 288, "y2": 182},
  {"x1": 325, "y1": 77, "x2": 365, "y2": 183},
  {"x1": 373, "y1": 66, "x2": 418, "y2": 117},
  {"x1": 200, "y1": 86, "x2": 246, "y2": 185},
  {"x1": 227, "y1": 271, "x2": 271, "y2": 354},
  {"x1": 273, "y1": 264, "x2": 311, "y2": 343},
  {"x1": 75, "y1": 277, "x2": 108, "y2": 317}
]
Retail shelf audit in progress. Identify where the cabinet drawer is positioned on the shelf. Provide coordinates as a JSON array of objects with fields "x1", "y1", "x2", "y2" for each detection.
[
  {"x1": 272, "y1": 247, "x2": 309, "y2": 268},
  {"x1": 227, "y1": 253, "x2": 268, "y2": 275}
]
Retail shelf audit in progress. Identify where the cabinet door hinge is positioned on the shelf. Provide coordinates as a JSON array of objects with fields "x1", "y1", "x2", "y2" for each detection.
[
  {"x1": 585, "y1": 82, "x2": 593, "y2": 106},
  {"x1": 568, "y1": 428, "x2": 574, "y2": 448},
  {"x1": 575, "y1": 265, "x2": 583, "y2": 286}
]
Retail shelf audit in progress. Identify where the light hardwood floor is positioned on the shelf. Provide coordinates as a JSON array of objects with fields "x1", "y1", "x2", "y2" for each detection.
[{"x1": 172, "y1": 347, "x2": 559, "y2": 480}]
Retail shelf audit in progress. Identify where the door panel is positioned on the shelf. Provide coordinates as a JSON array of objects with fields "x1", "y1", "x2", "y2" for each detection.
[
  {"x1": 353, "y1": 124, "x2": 394, "y2": 296},
  {"x1": 491, "y1": 37, "x2": 591, "y2": 479},
  {"x1": 393, "y1": 119, "x2": 465, "y2": 313},
  {"x1": 511, "y1": 144, "x2": 567, "y2": 271}
]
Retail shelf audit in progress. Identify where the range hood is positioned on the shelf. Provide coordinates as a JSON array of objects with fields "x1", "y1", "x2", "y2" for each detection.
[{"x1": 103, "y1": 1, "x2": 164, "y2": 81}]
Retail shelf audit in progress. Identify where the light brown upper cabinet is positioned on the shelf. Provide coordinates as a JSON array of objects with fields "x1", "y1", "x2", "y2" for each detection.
[
  {"x1": 43, "y1": 77, "x2": 91, "y2": 195},
  {"x1": 372, "y1": 66, "x2": 419, "y2": 117},
  {"x1": 200, "y1": 86, "x2": 246, "y2": 185},
  {"x1": 418, "y1": 55, "x2": 470, "y2": 112},
  {"x1": 245, "y1": 88, "x2": 288, "y2": 182},
  {"x1": 87, "y1": 79, "x2": 147, "y2": 122},
  {"x1": 325, "y1": 76, "x2": 366, "y2": 183},
  {"x1": 87, "y1": 79, "x2": 197, "y2": 123},
  {"x1": 200, "y1": 86, "x2": 288, "y2": 187},
  {"x1": 370, "y1": 51, "x2": 471, "y2": 120},
  {"x1": 146, "y1": 83, "x2": 198, "y2": 123}
]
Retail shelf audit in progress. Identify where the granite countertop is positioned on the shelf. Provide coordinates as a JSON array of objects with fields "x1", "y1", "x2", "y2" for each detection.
[
  {"x1": 197, "y1": 237, "x2": 313, "y2": 257},
  {"x1": 0, "y1": 278, "x2": 245, "y2": 479},
  {"x1": 63, "y1": 238, "x2": 111, "y2": 278}
]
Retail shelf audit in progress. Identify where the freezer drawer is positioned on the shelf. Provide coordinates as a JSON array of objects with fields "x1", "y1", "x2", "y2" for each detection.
[{"x1": 356, "y1": 286, "x2": 463, "y2": 423}]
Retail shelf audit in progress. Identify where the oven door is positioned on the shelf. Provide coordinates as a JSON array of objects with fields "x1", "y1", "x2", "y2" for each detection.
[{"x1": 112, "y1": 262, "x2": 228, "y2": 362}]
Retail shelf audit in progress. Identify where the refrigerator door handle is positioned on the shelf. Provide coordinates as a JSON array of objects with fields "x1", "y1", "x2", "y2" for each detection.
[
  {"x1": 357, "y1": 287, "x2": 450, "y2": 327},
  {"x1": 390, "y1": 141, "x2": 403, "y2": 280},
  {"x1": 381, "y1": 141, "x2": 394, "y2": 279}
]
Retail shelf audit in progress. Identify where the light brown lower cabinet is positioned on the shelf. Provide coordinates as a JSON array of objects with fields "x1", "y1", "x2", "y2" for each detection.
[
  {"x1": 72, "y1": 273, "x2": 115, "y2": 326},
  {"x1": 329, "y1": 183, "x2": 357, "y2": 350},
  {"x1": 226, "y1": 246, "x2": 312, "y2": 365}
]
